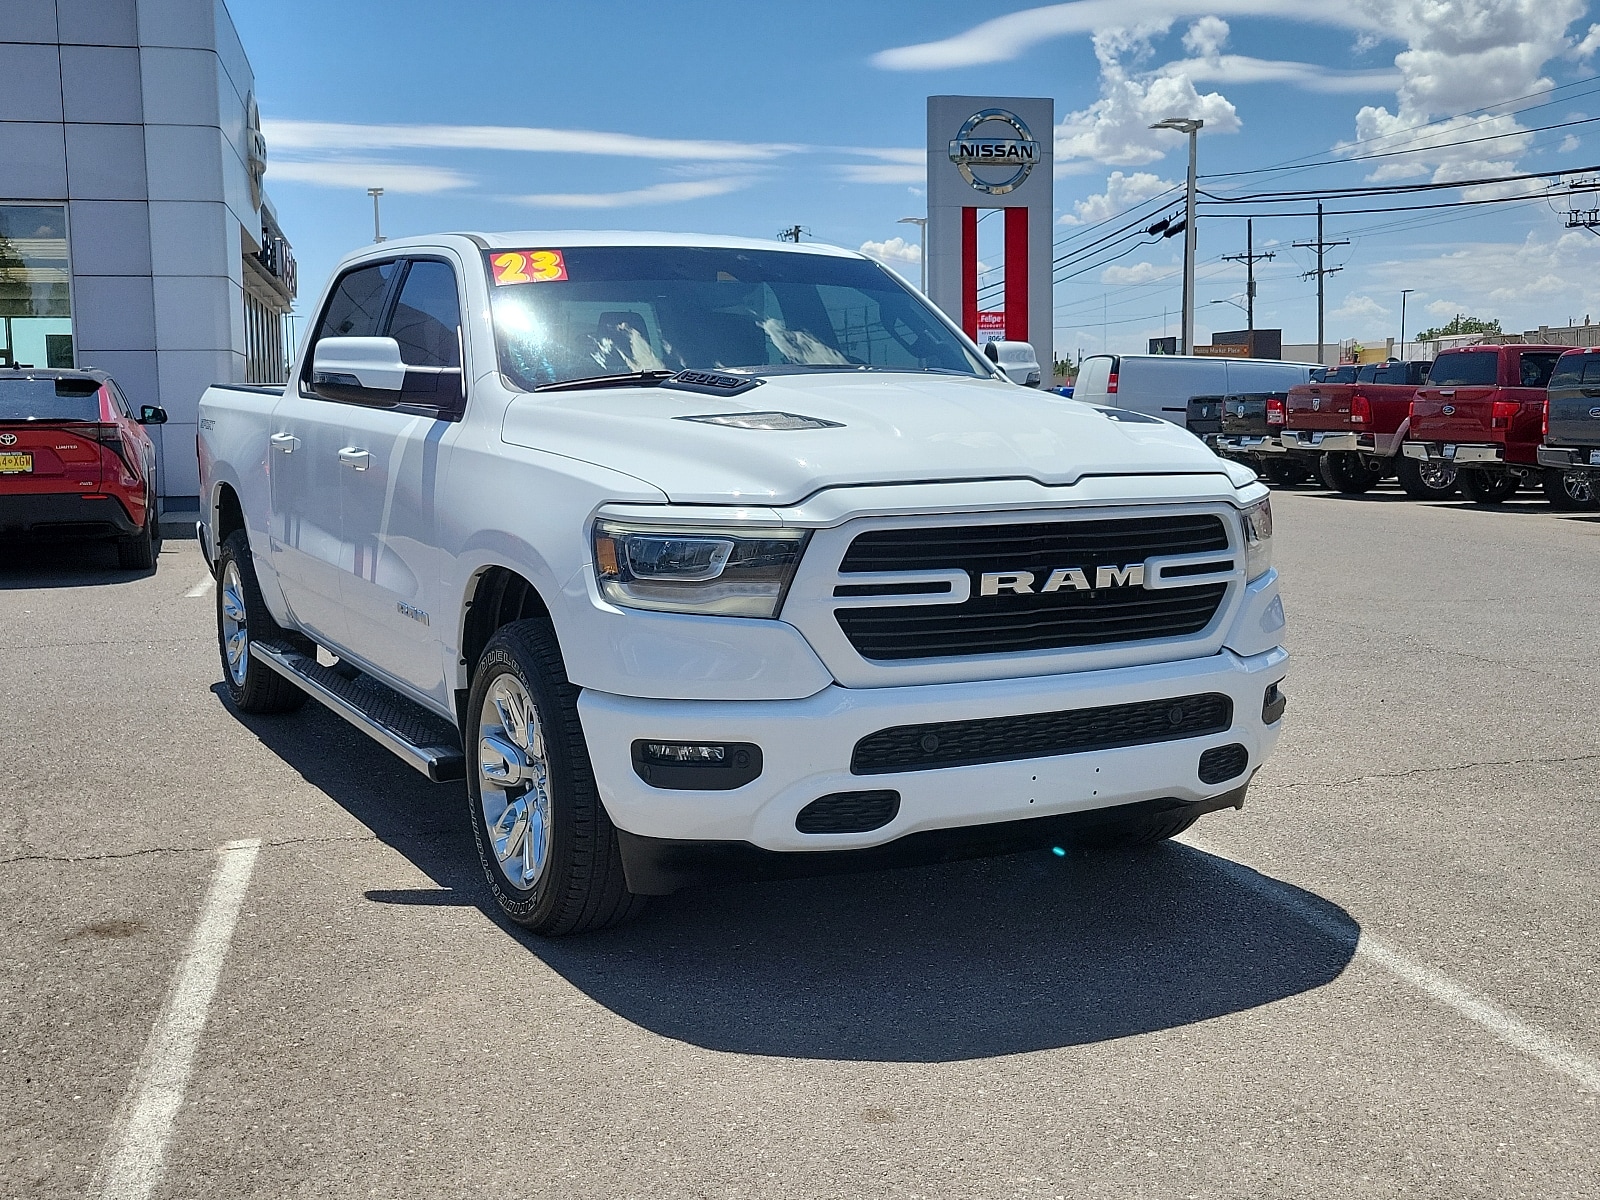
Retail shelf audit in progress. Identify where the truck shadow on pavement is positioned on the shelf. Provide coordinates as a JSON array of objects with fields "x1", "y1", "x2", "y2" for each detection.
[{"x1": 234, "y1": 693, "x2": 1360, "y2": 1064}]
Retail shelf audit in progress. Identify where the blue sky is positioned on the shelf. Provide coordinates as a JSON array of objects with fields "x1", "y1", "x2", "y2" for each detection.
[{"x1": 234, "y1": 0, "x2": 1600, "y2": 357}]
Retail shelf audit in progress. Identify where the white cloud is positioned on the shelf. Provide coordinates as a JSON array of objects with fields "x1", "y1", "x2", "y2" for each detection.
[
  {"x1": 1101, "y1": 261, "x2": 1179, "y2": 284},
  {"x1": 1330, "y1": 293, "x2": 1392, "y2": 321},
  {"x1": 1426, "y1": 299, "x2": 1464, "y2": 317},
  {"x1": 1056, "y1": 27, "x2": 1241, "y2": 169},
  {"x1": 838, "y1": 163, "x2": 925, "y2": 184},
  {"x1": 871, "y1": 0, "x2": 1378, "y2": 70},
  {"x1": 1345, "y1": 0, "x2": 1591, "y2": 182},
  {"x1": 1182, "y1": 15, "x2": 1229, "y2": 57},
  {"x1": 858, "y1": 236, "x2": 921, "y2": 266},
  {"x1": 1159, "y1": 54, "x2": 1402, "y2": 93},
  {"x1": 1559, "y1": 133, "x2": 1581, "y2": 153},
  {"x1": 263, "y1": 119, "x2": 797, "y2": 161},
  {"x1": 1059, "y1": 170, "x2": 1176, "y2": 225},
  {"x1": 266, "y1": 159, "x2": 471, "y2": 193},
  {"x1": 509, "y1": 178, "x2": 753, "y2": 208}
]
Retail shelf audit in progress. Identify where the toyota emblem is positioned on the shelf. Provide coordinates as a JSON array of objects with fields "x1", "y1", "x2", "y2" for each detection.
[{"x1": 0, "y1": 433, "x2": 15, "y2": 446}]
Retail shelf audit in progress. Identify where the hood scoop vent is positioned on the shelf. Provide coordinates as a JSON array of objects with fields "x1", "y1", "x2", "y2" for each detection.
[
  {"x1": 662, "y1": 370, "x2": 765, "y2": 397},
  {"x1": 677, "y1": 411, "x2": 845, "y2": 431}
]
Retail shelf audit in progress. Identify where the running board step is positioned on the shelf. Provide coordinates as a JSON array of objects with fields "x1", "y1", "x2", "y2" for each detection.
[{"x1": 252, "y1": 641, "x2": 465, "y2": 782}]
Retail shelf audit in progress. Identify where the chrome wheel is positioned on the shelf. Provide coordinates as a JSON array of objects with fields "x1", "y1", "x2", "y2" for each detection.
[
  {"x1": 1418, "y1": 461, "x2": 1457, "y2": 491},
  {"x1": 220, "y1": 559, "x2": 249, "y2": 686},
  {"x1": 477, "y1": 675, "x2": 553, "y2": 891},
  {"x1": 1562, "y1": 471, "x2": 1595, "y2": 505}
]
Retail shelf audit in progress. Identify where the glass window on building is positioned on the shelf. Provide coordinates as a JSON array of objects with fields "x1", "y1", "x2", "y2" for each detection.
[{"x1": 0, "y1": 205, "x2": 73, "y2": 369}]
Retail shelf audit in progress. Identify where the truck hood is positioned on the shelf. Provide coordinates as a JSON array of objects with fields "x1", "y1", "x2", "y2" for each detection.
[{"x1": 500, "y1": 372, "x2": 1231, "y2": 505}]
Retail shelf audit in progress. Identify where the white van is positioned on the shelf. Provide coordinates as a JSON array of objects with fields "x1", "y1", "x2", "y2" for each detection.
[{"x1": 1075, "y1": 355, "x2": 1318, "y2": 425}]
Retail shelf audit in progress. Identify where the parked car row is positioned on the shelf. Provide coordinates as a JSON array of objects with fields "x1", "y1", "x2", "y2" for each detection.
[{"x1": 1078, "y1": 347, "x2": 1598, "y2": 510}]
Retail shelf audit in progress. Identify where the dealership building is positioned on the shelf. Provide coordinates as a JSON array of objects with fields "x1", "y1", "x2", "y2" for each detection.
[{"x1": 0, "y1": 0, "x2": 293, "y2": 517}]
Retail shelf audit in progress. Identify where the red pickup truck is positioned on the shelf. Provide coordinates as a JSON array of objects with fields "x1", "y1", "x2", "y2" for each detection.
[
  {"x1": 1279, "y1": 360, "x2": 1455, "y2": 497},
  {"x1": 1402, "y1": 344, "x2": 1566, "y2": 505}
]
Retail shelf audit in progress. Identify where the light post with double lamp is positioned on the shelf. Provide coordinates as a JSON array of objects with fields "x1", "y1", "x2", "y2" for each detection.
[
  {"x1": 897, "y1": 216, "x2": 928, "y2": 293},
  {"x1": 368, "y1": 187, "x2": 385, "y2": 244},
  {"x1": 1150, "y1": 117, "x2": 1203, "y2": 354}
]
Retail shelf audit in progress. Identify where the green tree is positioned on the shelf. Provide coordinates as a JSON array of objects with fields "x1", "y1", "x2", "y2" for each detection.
[{"x1": 1415, "y1": 313, "x2": 1501, "y2": 341}]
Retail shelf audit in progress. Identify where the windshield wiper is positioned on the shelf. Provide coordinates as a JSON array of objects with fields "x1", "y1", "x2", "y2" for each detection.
[{"x1": 532, "y1": 370, "x2": 676, "y2": 393}]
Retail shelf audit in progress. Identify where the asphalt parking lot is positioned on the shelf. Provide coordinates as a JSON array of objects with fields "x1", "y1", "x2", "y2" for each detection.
[{"x1": 2, "y1": 483, "x2": 1597, "y2": 1200}]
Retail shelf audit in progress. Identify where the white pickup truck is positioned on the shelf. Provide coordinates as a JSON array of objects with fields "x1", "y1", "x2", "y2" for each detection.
[{"x1": 197, "y1": 231, "x2": 1288, "y2": 934}]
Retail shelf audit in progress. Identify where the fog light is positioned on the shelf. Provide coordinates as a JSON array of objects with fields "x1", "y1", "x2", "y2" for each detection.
[
  {"x1": 631, "y1": 740, "x2": 762, "y2": 790},
  {"x1": 1262, "y1": 681, "x2": 1286, "y2": 725}
]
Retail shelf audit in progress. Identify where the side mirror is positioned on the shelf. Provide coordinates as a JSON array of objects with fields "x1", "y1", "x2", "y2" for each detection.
[
  {"x1": 983, "y1": 340, "x2": 1043, "y2": 388},
  {"x1": 310, "y1": 337, "x2": 406, "y2": 405},
  {"x1": 138, "y1": 404, "x2": 168, "y2": 425}
]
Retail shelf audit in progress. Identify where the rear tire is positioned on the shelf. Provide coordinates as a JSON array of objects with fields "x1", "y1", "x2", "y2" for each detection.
[
  {"x1": 1318, "y1": 452, "x2": 1384, "y2": 494},
  {"x1": 116, "y1": 490, "x2": 158, "y2": 571},
  {"x1": 1457, "y1": 469, "x2": 1520, "y2": 505},
  {"x1": 1542, "y1": 468, "x2": 1599, "y2": 510},
  {"x1": 1396, "y1": 455, "x2": 1459, "y2": 500},
  {"x1": 1077, "y1": 806, "x2": 1201, "y2": 851},
  {"x1": 216, "y1": 529, "x2": 307, "y2": 714},
  {"x1": 466, "y1": 619, "x2": 646, "y2": 936}
]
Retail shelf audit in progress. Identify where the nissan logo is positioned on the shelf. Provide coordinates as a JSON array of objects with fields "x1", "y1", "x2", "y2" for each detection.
[
  {"x1": 948, "y1": 109, "x2": 1040, "y2": 196},
  {"x1": 1442, "y1": 404, "x2": 1456, "y2": 415}
]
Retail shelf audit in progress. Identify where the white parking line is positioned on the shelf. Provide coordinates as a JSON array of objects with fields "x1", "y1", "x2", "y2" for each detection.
[
  {"x1": 86, "y1": 839, "x2": 262, "y2": 1200},
  {"x1": 1190, "y1": 842, "x2": 1600, "y2": 1095},
  {"x1": 183, "y1": 575, "x2": 214, "y2": 599}
]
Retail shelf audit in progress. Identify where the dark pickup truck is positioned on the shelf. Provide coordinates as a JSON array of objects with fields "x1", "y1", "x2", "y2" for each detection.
[
  {"x1": 1188, "y1": 391, "x2": 1309, "y2": 485},
  {"x1": 1403, "y1": 344, "x2": 1566, "y2": 505},
  {"x1": 1535, "y1": 347, "x2": 1600, "y2": 509},
  {"x1": 1280, "y1": 360, "x2": 1451, "y2": 497}
]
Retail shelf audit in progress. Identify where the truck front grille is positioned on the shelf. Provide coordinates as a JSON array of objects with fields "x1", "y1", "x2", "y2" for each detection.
[
  {"x1": 834, "y1": 514, "x2": 1230, "y2": 661},
  {"x1": 851, "y1": 692, "x2": 1233, "y2": 774}
]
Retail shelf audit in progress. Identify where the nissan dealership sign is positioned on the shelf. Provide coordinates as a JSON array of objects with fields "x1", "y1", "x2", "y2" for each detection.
[{"x1": 947, "y1": 108, "x2": 1040, "y2": 196}]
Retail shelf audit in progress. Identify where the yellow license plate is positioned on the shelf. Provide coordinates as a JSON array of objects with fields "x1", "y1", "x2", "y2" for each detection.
[{"x1": 0, "y1": 453, "x2": 32, "y2": 473}]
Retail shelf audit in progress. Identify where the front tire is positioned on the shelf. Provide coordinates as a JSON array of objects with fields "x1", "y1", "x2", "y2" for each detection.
[
  {"x1": 1318, "y1": 451, "x2": 1385, "y2": 494},
  {"x1": 1396, "y1": 455, "x2": 1458, "y2": 500},
  {"x1": 216, "y1": 530, "x2": 307, "y2": 714},
  {"x1": 466, "y1": 620, "x2": 645, "y2": 935},
  {"x1": 1457, "y1": 469, "x2": 1520, "y2": 505},
  {"x1": 1542, "y1": 468, "x2": 1598, "y2": 510},
  {"x1": 1077, "y1": 806, "x2": 1200, "y2": 850}
]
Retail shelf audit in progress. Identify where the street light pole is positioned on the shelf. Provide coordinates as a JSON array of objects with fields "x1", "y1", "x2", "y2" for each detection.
[
  {"x1": 1400, "y1": 288, "x2": 1414, "y2": 360},
  {"x1": 367, "y1": 187, "x2": 385, "y2": 244},
  {"x1": 898, "y1": 216, "x2": 928, "y2": 293},
  {"x1": 1150, "y1": 117, "x2": 1203, "y2": 354}
]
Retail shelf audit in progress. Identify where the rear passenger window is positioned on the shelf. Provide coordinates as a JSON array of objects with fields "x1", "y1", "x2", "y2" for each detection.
[
  {"x1": 389, "y1": 260, "x2": 462, "y2": 369},
  {"x1": 1426, "y1": 352, "x2": 1498, "y2": 386},
  {"x1": 1519, "y1": 352, "x2": 1561, "y2": 388}
]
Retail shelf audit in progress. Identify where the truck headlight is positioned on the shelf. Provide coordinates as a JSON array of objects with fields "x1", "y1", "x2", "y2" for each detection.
[
  {"x1": 1240, "y1": 497, "x2": 1273, "y2": 581},
  {"x1": 592, "y1": 521, "x2": 810, "y2": 618}
]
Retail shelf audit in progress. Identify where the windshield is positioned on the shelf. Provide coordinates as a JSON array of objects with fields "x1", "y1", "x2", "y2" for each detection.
[
  {"x1": 483, "y1": 246, "x2": 990, "y2": 390},
  {"x1": 0, "y1": 376, "x2": 102, "y2": 422}
]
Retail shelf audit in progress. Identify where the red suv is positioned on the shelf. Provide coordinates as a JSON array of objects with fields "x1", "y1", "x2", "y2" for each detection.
[{"x1": 0, "y1": 367, "x2": 166, "y2": 568}]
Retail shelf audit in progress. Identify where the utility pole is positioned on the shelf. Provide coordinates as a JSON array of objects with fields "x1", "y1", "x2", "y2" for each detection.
[
  {"x1": 1150, "y1": 117, "x2": 1202, "y2": 353},
  {"x1": 367, "y1": 187, "x2": 385, "y2": 243},
  {"x1": 777, "y1": 225, "x2": 809, "y2": 243},
  {"x1": 1221, "y1": 219, "x2": 1275, "y2": 334},
  {"x1": 1293, "y1": 201, "x2": 1349, "y2": 365},
  {"x1": 1399, "y1": 288, "x2": 1414, "y2": 360},
  {"x1": 897, "y1": 216, "x2": 928, "y2": 292}
]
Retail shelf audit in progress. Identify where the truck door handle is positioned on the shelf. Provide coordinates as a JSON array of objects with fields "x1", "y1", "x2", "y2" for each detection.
[
  {"x1": 270, "y1": 432, "x2": 299, "y2": 452},
  {"x1": 338, "y1": 447, "x2": 371, "y2": 471},
  {"x1": 1438, "y1": 389, "x2": 1456, "y2": 396}
]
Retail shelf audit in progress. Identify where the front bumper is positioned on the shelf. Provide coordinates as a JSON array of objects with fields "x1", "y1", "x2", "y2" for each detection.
[
  {"x1": 1282, "y1": 430, "x2": 1360, "y2": 452},
  {"x1": 579, "y1": 644, "x2": 1288, "y2": 862},
  {"x1": 0, "y1": 491, "x2": 140, "y2": 538},
  {"x1": 1402, "y1": 441, "x2": 1503, "y2": 466},
  {"x1": 1538, "y1": 445, "x2": 1600, "y2": 470}
]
